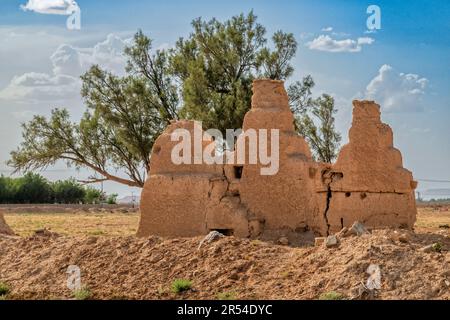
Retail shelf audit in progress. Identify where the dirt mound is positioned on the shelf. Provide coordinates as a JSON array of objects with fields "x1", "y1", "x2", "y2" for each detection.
[
  {"x1": 0, "y1": 229, "x2": 449, "y2": 300},
  {"x1": 0, "y1": 212, "x2": 14, "y2": 235}
]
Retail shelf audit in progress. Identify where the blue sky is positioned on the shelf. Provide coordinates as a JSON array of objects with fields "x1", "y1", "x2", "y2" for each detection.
[{"x1": 0, "y1": 0, "x2": 449, "y2": 199}]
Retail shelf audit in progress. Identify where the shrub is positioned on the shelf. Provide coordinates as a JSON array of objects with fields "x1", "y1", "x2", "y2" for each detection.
[
  {"x1": 432, "y1": 242, "x2": 442, "y2": 253},
  {"x1": 319, "y1": 291, "x2": 345, "y2": 300},
  {"x1": 171, "y1": 279, "x2": 192, "y2": 294},
  {"x1": 83, "y1": 187, "x2": 104, "y2": 204},
  {"x1": 106, "y1": 193, "x2": 118, "y2": 205},
  {"x1": 73, "y1": 287, "x2": 92, "y2": 300},
  {"x1": 217, "y1": 291, "x2": 237, "y2": 300},
  {"x1": 0, "y1": 282, "x2": 11, "y2": 296},
  {"x1": 52, "y1": 179, "x2": 85, "y2": 204}
]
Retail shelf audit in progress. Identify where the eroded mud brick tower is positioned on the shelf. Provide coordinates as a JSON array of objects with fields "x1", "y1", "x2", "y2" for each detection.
[
  {"x1": 314, "y1": 100, "x2": 418, "y2": 235},
  {"x1": 138, "y1": 79, "x2": 417, "y2": 238}
]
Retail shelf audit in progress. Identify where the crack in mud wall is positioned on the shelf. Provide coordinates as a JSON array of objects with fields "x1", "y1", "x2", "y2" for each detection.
[{"x1": 323, "y1": 186, "x2": 332, "y2": 236}]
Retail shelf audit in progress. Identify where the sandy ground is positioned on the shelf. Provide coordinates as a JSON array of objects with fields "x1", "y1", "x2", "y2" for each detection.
[
  {"x1": 4, "y1": 212, "x2": 139, "y2": 237},
  {"x1": 0, "y1": 206, "x2": 449, "y2": 300},
  {"x1": 2, "y1": 206, "x2": 448, "y2": 237}
]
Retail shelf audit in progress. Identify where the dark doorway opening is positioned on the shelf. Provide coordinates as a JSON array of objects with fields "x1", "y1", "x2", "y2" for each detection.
[{"x1": 234, "y1": 166, "x2": 243, "y2": 179}]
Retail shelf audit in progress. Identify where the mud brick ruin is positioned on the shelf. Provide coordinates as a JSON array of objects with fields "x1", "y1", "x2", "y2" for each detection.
[{"x1": 138, "y1": 79, "x2": 417, "y2": 238}]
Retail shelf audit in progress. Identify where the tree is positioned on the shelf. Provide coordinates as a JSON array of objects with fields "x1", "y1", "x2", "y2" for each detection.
[
  {"x1": 0, "y1": 174, "x2": 107, "y2": 204},
  {"x1": 8, "y1": 54, "x2": 169, "y2": 187},
  {"x1": 288, "y1": 75, "x2": 315, "y2": 116},
  {"x1": 52, "y1": 178, "x2": 86, "y2": 204},
  {"x1": 14, "y1": 173, "x2": 53, "y2": 204},
  {"x1": 9, "y1": 12, "x2": 341, "y2": 186},
  {"x1": 106, "y1": 193, "x2": 118, "y2": 205},
  {"x1": 288, "y1": 76, "x2": 342, "y2": 163},
  {"x1": 172, "y1": 11, "x2": 297, "y2": 133},
  {"x1": 124, "y1": 30, "x2": 179, "y2": 123},
  {"x1": 257, "y1": 31, "x2": 297, "y2": 80},
  {"x1": 83, "y1": 187, "x2": 104, "y2": 204},
  {"x1": 0, "y1": 175, "x2": 17, "y2": 204},
  {"x1": 296, "y1": 94, "x2": 342, "y2": 163}
]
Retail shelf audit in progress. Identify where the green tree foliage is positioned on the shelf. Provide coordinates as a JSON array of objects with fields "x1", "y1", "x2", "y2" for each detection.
[
  {"x1": 288, "y1": 75, "x2": 315, "y2": 115},
  {"x1": 257, "y1": 31, "x2": 297, "y2": 80},
  {"x1": 0, "y1": 176, "x2": 19, "y2": 203},
  {"x1": 52, "y1": 178, "x2": 86, "y2": 204},
  {"x1": 172, "y1": 11, "x2": 297, "y2": 133},
  {"x1": 9, "y1": 12, "x2": 342, "y2": 187},
  {"x1": 106, "y1": 193, "x2": 118, "y2": 205},
  {"x1": 0, "y1": 174, "x2": 108, "y2": 204},
  {"x1": 83, "y1": 187, "x2": 104, "y2": 204},
  {"x1": 14, "y1": 173, "x2": 54, "y2": 204},
  {"x1": 8, "y1": 34, "x2": 174, "y2": 188},
  {"x1": 296, "y1": 94, "x2": 342, "y2": 163}
]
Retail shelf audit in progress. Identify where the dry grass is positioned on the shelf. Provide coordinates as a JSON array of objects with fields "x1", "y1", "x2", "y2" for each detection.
[
  {"x1": 3, "y1": 206, "x2": 449, "y2": 237},
  {"x1": 416, "y1": 206, "x2": 450, "y2": 231},
  {"x1": 3, "y1": 212, "x2": 139, "y2": 237}
]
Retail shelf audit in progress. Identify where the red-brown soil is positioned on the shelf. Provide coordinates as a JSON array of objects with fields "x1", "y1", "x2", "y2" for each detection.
[{"x1": 1, "y1": 227, "x2": 449, "y2": 300}]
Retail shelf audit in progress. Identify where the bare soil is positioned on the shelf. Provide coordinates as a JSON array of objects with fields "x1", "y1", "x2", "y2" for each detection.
[{"x1": 0, "y1": 206, "x2": 449, "y2": 300}]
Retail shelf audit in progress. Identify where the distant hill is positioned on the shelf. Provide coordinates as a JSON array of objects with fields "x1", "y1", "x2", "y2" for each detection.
[
  {"x1": 418, "y1": 188, "x2": 450, "y2": 201},
  {"x1": 117, "y1": 196, "x2": 140, "y2": 205},
  {"x1": 421, "y1": 189, "x2": 450, "y2": 196}
]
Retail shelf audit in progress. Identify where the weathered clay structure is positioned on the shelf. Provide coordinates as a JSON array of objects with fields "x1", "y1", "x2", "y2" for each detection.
[
  {"x1": 138, "y1": 79, "x2": 417, "y2": 238},
  {"x1": 314, "y1": 100, "x2": 418, "y2": 235}
]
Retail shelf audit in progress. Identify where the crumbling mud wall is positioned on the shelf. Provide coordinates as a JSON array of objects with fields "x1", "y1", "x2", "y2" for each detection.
[
  {"x1": 314, "y1": 101, "x2": 417, "y2": 234},
  {"x1": 139, "y1": 80, "x2": 417, "y2": 238},
  {"x1": 237, "y1": 80, "x2": 320, "y2": 234},
  {"x1": 137, "y1": 121, "x2": 252, "y2": 238},
  {"x1": 0, "y1": 212, "x2": 14, "y2": 235}
]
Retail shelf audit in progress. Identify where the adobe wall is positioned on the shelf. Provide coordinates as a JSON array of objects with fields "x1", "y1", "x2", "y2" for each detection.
[
  {"x1": 237, "y1": 80, "x2": 320, "y2": 233},
  {"x1": 313, "y1": 101, "x2": 417, "y2": 234},
  {"x1": 137, "y1": 121, "x2": 255, "y2": 238},
  {"x1": 138, "y1": 80, "x2": 417, "y2": 238}
]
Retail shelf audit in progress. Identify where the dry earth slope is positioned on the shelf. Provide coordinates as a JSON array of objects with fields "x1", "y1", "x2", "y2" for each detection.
[{"x1": 0, "y1": 227, "x2": 449, "y2": 300}]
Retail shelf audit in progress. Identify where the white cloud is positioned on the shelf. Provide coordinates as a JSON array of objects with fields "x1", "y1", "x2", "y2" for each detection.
[
  {"x1": 12, "y1": 110, "x2": 37, "y2": 120},
  {"x1": 356, "y1": 37, "x2": 374, "y2": 45},
  {"x1": 331, "y1": 31, "x2": 350, "y2": 37},
  {"x1": 20, "y1": 0, "x2": 79, "y2": 15},
  {"x1": 321, "y1": 27, "x2": 333, "y2": 32},
  {"x1": 0, "y1": 72, "x2": 79, "y2": 103},
  {"x1": 51, "y1": 34, "x2": 131, "y2": 76},
  {"x1": 0, "y1": 34, "x2": 130, "y2": 104},
  {"x1": 364, "y1": 64, "x2": 429, "y2": 112},
  {"x1": 306, "y1": 35, "x2": 374, "y2": 53}
]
